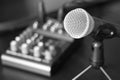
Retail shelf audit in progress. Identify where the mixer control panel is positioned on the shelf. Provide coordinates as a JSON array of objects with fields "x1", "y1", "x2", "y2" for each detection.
[{"x1": 1, "y1": 19, "x2": 76, "y2": 76}]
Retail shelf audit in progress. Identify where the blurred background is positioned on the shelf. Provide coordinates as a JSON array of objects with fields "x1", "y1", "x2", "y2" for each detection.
[
  {"x1": 1, "y1": 0, "x2": 120, "y2": 31},
  {"x1": 1, "y1": 0, "x2": 120, "y2": 80}
]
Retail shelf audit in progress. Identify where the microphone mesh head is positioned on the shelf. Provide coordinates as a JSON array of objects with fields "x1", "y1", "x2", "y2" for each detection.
[{"x1": 63, "y1": 8, "x2": 94, "y2": 39}]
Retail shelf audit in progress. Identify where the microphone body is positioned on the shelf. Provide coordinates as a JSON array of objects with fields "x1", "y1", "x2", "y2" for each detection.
[{"x1": 63, "y1": 8, "x2": 120, "y2": 40}]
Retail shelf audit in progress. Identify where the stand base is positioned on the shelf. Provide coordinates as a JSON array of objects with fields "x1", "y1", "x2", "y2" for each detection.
[{"x1": 72, "y1": 65, "x2": 112, "y2": 80}]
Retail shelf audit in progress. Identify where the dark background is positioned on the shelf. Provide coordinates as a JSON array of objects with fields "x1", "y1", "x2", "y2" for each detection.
[{"x1": 1, "y1": 0, "x2": 120, "y2": 80}]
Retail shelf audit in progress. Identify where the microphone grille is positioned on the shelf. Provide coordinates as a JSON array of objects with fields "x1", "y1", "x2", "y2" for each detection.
[{"x1": 63, "y1": 8, "x2": 94, "y2": 39}]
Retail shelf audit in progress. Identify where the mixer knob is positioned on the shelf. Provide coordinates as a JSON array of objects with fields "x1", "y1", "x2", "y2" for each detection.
[
  {"x1": 50, "y1": 26, "x2": 56, "y2": 32},
  {"x1": 10, "y1": 40, "x2": 18, "y2": 52},
  {"x1": 33, "y1": 46, "x2": 42, "y2": 58},
  {"x1": 52, "y1": 23, "x2": 59, "y2": 29},
  {"x1": 44, "y1": 50, "x2": 52, "y2": 62},
  {"x1": 43, "y1": 24, "x2": 49, "y2": 30},
  {"x1": 48, "y1": 45, "x2": 56, "y2": 56},
  {"x1": 31, "y1": 33, "x2": 39, "y2": 41},
  {"x1": 47, "y1": 19, "x2": 53, "y2": 26},
  {"x1": 26, "y1": 39, "x2": 35, "y2": 49},
  {"x1": 33, "y1": 21, "x2": 38, "y2": 29},
  {"x1": 20, "y1": 43, "x2": 29, "y2": 55},
  {"x1": 35, "y1": 35, "x2": 44, "y2": 43},
  {"x1": 57, "y1": 29, "x2": 63, "y2": 34},
  {"x1": 26, "y1": 39, "x2": 32, "y2": 44},
  {"x1": 20, "y1": 27, "x2": 33, "y2": 41},
  {"x1": 15, "y1": 36, "x2": 21, "y2": 41},
  {"x1": 38, "y1": 42, "x2": 44, "y2": 47}
]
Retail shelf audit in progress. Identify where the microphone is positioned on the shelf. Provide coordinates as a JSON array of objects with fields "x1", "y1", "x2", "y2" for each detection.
[
  {"x1": 63, "y1": 8, "x2": 120, "y2": 40},
  {"x1": 63, "y1": 8, "x2": 113, "y2": 80}
]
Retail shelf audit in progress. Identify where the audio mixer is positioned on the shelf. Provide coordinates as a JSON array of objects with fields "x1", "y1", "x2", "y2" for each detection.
[{"x1": 1, "y1": 18, "x2": 77, "y2": 76}]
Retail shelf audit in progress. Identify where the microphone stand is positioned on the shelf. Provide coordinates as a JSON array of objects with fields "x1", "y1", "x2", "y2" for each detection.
[
  {"x1": 72, "y1": 40, "x2": 112, "y2": 80},
  {"x1": 72, "y1": 24, "x2": 117, "y2": 80}
]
